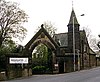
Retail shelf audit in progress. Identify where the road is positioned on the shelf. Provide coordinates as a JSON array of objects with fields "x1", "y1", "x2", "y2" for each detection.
[{"x1": 3, "y1": 67, "x2": 100, "y2": 82}]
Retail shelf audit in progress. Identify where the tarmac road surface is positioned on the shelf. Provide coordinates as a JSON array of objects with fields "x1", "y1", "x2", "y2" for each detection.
[{"x1": 3, "y1": 67, "x2": 100, "y2": 82}]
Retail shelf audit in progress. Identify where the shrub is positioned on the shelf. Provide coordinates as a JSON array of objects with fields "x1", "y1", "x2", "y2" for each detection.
[{"x1": 32, "y1": 66, "x2": 47, "y2": 74}]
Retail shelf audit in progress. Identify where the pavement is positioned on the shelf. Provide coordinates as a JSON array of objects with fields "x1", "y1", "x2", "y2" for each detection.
[{"x1": 2, "y1": 67, "x2": 100, "y2": 82}]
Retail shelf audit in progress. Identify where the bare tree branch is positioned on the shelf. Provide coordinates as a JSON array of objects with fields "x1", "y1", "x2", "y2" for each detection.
[
  {"x1": 0, "y1": 0, "x2": 28, "y2": 47},
  {"x1": 83, "y1": 27, "x2": 99, "y2": 51}
]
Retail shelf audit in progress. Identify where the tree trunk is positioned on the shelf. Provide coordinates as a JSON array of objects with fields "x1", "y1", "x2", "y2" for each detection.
[{"x1": 0, "y1": 36, "x2": 3, "y2": 48}]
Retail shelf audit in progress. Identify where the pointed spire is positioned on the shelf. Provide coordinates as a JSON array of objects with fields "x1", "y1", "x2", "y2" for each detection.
[{"x1": 68, "y1": 9, "x2": 79, "y2": 25}]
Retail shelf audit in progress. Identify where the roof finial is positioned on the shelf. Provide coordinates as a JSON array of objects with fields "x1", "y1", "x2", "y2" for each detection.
[{"x1": 41, "y1": 24, "x2": 44, "y2": 28}]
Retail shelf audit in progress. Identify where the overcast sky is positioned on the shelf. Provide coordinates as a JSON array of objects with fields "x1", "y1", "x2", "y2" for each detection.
[{"x1": 6, "y1": 0, "x2": 100, "y2": 45}]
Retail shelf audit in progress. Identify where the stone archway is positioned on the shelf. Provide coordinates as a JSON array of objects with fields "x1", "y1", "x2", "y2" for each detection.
[
  {"x1": 30, "y1": 40, "x2": 56, "y2": 74},
  {"x1": 23, "y1": 26, "x2": 59, "y2": 74},
  {"x1": 29, "y1": 39, "x2": 56, "y2": 53}
]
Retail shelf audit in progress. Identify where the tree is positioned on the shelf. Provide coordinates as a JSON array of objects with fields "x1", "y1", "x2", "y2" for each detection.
[
  {"x1": 89, "y1": 37, "x2": 99, "y2": 51},
  {"x1": 0, "y1": 40, "x2": 17, "y2": 54},
  {"x1": 36, "y1": 21, "x2": 57, "y2": 37},
  {"x1": 0, "y1": 0, "x2": 28, "y2": 47},
  {"x1": 0, "y1": 39, "x2": 17, "y2": 71},
  {"x1": 97, "y1": 35, "x2": 100, "y2": 50},
  {"x1": 83, "y1": 27, "x2": 99, "y2": 51},
  {"x1": 32, "y1": 44, "x2": 48, "y2": 66}
]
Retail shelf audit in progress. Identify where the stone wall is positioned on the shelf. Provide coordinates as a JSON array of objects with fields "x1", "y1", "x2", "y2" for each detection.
[
  {"x1": 7, "y1": 68, "x2": 22, "y2": 79},
  {"x1": 22, "y1": 68, "x2": 32, "y2": 77},
  {"x1": 6, "y1": 68, "x2": 32, "y2": 80},
  {"x1": 0, "y1": 71, "x2": 7, "y2": 81},
  {"x1": 96, "y1": 58, "x2": 100, "y2": 66},
  {"x1": 89, "y1": 55, "x2": 96, "y2": 67}
]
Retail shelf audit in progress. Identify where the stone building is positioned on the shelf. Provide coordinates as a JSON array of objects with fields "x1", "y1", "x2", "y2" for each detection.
[
  {"x1": 25, "y1": 8, "x2": 97, "y2": 73},
  {"x1": 95, "y1": 51, "x2": 100, "y2": 66},
  {"x1": 53, "y1": 9, "x2": 96, "y2": 73},
  {"x1": 4, "y1": 9, "x2": 97, "y2": 80},
  {"x1": 24, "y1": 8, "x2": 96, "y2": 73}
]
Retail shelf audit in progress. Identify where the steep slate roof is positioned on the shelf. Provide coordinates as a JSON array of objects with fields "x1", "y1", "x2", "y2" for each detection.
[
  {"x1": 68, "y1": 9, "x2": 79, "y2": 25},
  {"x1": 54, "y1": 33, "x2": 68, "y2": 47},
  {"x1": 54, "y1": 30, "x2": 86, "y2": 47}
]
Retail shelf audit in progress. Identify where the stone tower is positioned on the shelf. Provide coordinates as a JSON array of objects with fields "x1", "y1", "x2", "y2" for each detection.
[{"x1": 67, "y1": 9, "x2": 80, "y2": 53}]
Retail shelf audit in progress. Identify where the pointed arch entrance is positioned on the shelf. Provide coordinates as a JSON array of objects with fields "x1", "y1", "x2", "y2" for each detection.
[{"x1": 23, "y1": 25, "x2": 59, "y2": 74}]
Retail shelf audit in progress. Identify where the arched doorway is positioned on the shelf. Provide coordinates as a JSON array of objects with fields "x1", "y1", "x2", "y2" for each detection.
[
  {"x1": 23, "y1": 26, "x2": 59, "y2": 74},
  {"x1": 29, "y1": 39, "x2": 56, "y2": 74},
  {"x1": 31, "y1": 43, "x2": 53, "y2": 74}
]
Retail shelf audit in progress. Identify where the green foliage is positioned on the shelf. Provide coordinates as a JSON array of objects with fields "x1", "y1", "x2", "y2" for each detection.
[
  {"x1": 33, "y1": 44, "x2": 48, "y2": 59},
  {"x1": 0, "y1": 40, "x2": 24, "y2": 71},
  {"x1": 13, "y1": 45, "x2": 24, "y2": 53},
  {"x1": 0, "y1": 40, "x2": 17, "y2": 71},
  {"x1": 32, "y1": 44, "x2": 53, "y2": 74},
  {"x1": 32, "y1": 44, "x2": 48, "y2": 67},
  {"x1": 0, "y1": 40, "x2": 17, "y2": 54},
  {"x1": 32, "y1": 58, "x2": 48, "y2": 67},
  {"x1": 32, "y1": 66, "x2": 49, "y2": 74},
  {"x1": 32, "y1": 65, "x2": 51, "y2": 74}
]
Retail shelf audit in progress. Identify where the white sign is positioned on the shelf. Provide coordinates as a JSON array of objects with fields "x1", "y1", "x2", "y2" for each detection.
[
  {"x1": 54, "y1": 64, "x2": 58, "y2": 67},
  {"x1": 10, "y1": 58, "x2": 28, "y2": 64}
]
